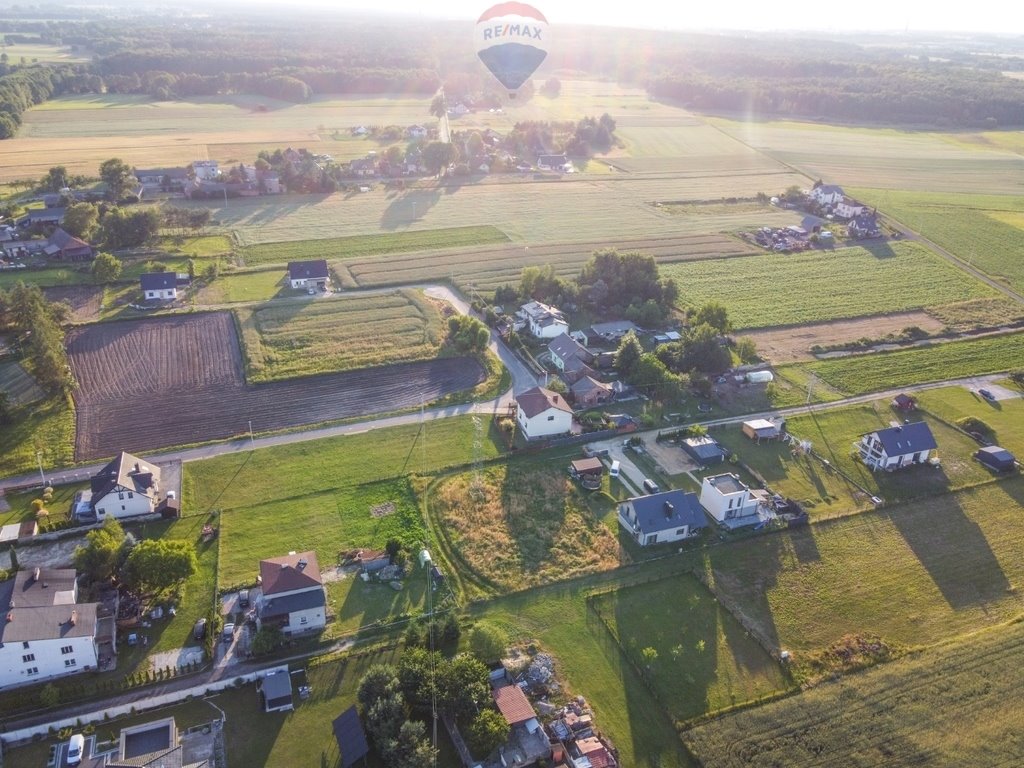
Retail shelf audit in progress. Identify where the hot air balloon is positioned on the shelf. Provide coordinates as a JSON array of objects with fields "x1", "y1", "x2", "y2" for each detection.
[{"x1": 475, "y1": 3, "x2": 549, "y2": 97}]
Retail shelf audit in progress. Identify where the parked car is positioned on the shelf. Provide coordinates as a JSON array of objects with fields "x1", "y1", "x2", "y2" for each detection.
[
  {"x1": 609, "y1": 460, "x2": 621, "y2": 478},
  {"x1": 222, "y1": 622, "x2": 235, "y2": 643},
  {"x1": 67, "y1": 734, "x2": 85, "y2": 766},
  {"x1": 238, "y1": 589, "x2": 250, "y2": 608},
  {"x1": 193, "y1": 617, "x2": 207, "y2": 641},
  {"x1": 979, "y1": 388, "x2": 996, "y2": 402},
  {"x1": 642, "y1": 478, "x2": 660, "y2": 494}
]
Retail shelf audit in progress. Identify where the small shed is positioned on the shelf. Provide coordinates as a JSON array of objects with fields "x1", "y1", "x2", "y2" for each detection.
[
  {"x1": 570, "y1": 457, "x2": 604, "y2": 481},
  {"x1": 356, "y1": 549, "x2": 390, "y2": 572},
  {"x1": 975, "y1": 446, "x2": 1016, "y2": 473},
  {"x1": 682, "y1": 437, "x2": 727, "y2": 465},
  {"x1": 259, "y1": 671, "x2": 294, "y2": 713},
  {"x1": 742, "y1": 419, "x2": 782, "y2": 441},
  {"x1": 892, "y1": 393, "x2": 916, "y2": 411},
  {"x1": 746, "y1": 371, "x2": 774, "y2": 384}
]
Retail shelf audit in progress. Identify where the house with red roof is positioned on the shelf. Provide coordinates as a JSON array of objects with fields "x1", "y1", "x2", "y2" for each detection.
[
  {"x1": 515, "y1": 386, "x2": 574, "y2": 440},
  {"x1": 256, "y1": 551, "x2": 327, "y2": 635}
]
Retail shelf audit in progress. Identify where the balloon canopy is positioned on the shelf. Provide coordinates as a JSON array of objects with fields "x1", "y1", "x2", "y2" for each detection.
[{"x1": 474, "y1": 3, "x2": 549, "y2": 93}]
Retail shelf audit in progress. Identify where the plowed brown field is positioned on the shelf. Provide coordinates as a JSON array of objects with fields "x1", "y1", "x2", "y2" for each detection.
[{"x1": 67, "y1": 312, "x2": 484, "y2": 460}]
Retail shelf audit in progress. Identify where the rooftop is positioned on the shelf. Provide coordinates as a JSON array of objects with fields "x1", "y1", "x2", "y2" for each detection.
[
  {"x1": 624, "y1": 490, "x2": 707, "y2": 534},
  {"x1": 704, "y1": 473, "x2": 748, "y2": 495},
  {"x1": 516, "y1": 386, "x2": 574, "y2": 419},
  {"x1": 259, "y1": 587, "x2": 326, "y2": 619},
  {"x1": 90, "y1": 451, "x2": 160, "y2": 501},
  {"x1": 140, "y1": 272, "x2": 177, "y2": 291},
  {"x1": 867, "y1": 422, "x2": 937, "y2": 455},
  {"x1": 260, "y1": 551, "x2": 323, "y2": 595},
  {"x1": 493, "y1": 684, "x2": 536, "y2": 725},
  {"x1": 287, "y1": 260, "x2": 330, "y2": 280}
]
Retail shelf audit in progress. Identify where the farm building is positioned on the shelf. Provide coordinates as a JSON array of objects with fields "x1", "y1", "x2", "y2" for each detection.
[
  {"x1": 742, "y1": 419, "x2": 782, "y2": 441},
  {"x1": 519, "y1": 301, "x2": 568, "y2": 339},
  {"x1": 256, "y1": 551, "x2": 327, "y2": 636},
  {"x1": 570, "y1": 457, "x2": 604, "y2": 489},
  {"x1": 44, "y1": 228, "x2": 93, "y2": 261},
  {"x1": 515, "y1": 386, "x2": 574, "y2": 440},
  {"x1": 571, "y1": 375, "x2": 613, "y2": 407},
  {"x1": 699, "y1": 474, "x2": 767, "y2": 527},
  {"x1": 19, "y1": 208, "x2": 65, "y2": 227},
  {"x1": 537, "y1": 154, "x2": 572, "y2": 172},
  {"x1": 0, "y1": 567, "x2": 102, "y2": 689},
  {"x1": 975, "y1": 446, "x2": 1017, "y2": 473},
  {"x1": 89, "y1": 451, "x2": 163, "y2": 520},
  {"x1": 682, "y1": 436, "x2": 727, "y2": 465},
  {"x1": 288, "y1": 260, "x2": 330, "y2": 290},
  {"x1": 857, "y1": 422, "x2": 937, "y2": 471},
  {"x1": 140, "y1": 272, "x2": 178, "y2": 300},
  {"x1": 618, "y1": 490, "x2": 706, "y2": 546},
  {"x1": 135, "y1": 167, "x2": 189, "y2": 189},
  {"x1": 891, "y1": 393, "x2": 916, "y2": 411}
]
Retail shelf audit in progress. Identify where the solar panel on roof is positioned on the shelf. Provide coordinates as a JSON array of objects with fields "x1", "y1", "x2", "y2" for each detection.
[{"x1": 332, "y1": 706, "x2": 370, "y2": 768}]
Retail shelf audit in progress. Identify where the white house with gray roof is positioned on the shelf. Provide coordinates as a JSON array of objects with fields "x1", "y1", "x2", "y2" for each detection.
[
  {"x1": 809, "y1": 182, "x2": 844, "y2": 207},
  {"x1": 857, "y1": 422, "x2": 937, "y2": 471},
  {"x1": 89, "y1": 451, "x2": 161, "y2": 520},
  {"x1": 0, "y1": 568, "x2": 99, "y2": 689},
  {"x1": 518, "y1": 301, "x2": 568, "y2": 339},
  {"x1": 618, "y1": 490, "x2": 706, "y2": 546}
]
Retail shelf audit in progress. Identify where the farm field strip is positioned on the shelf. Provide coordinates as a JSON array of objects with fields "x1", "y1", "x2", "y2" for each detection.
[
  {"x1": 849, "y1": 187, "x2": 1024, "y2": 294},
  {"x1": 697, "y1": 476, "x2": 1024, "y2": 656},
  {"x1": 683, "y1": 618, "x2": 1024, "y2": 767},
  {"x1": 663, "y1": 240, "x2": 998, "y2": 330},
  {"x1": 67, "y1": 312, "x2": 485, "y2": 460},
  {"x1": 238, "y1": 225, "x2": 510, "y2": 266},
  {"x1": 339, "y1": 232, "x2": 758, "y2": 294},
  {"x1": 787, "y1": 330, "x2": 1024, "y2": 395},
  {"x1": 237, "y1": 288, "x2": 443, "y2": 381}
]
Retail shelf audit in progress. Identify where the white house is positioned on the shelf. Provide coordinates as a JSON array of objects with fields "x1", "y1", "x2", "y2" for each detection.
[
  {"x1": 809, "y1": 182, "x2": 844, "y2": 207},
  {"x1": 256, "y1": 551, "x2": 327, "y2": 636},
  {"x1": 407, "y1": 124, "x2": 428, "y2": 139},
  {"x1": 140, "y1": 272, "x2": 177, "y2": 301},
  {"x1": 518, "y1": 301, "x2": 569, "y2": 339},
  {"x1": 191, "y1": 160, "x2": 219, "y2": 181},
  {"x1": 0, "y1": 568, "x2": 99, "y2": 689},
  {"x1": 288, "y1": 260, "x2": 330, "y2": 290},
  {"x1": 834, "y1": 197, "x2": 868, "y2": 219},
  {"x1": 699, "y1": 473, "x2": 762, "y2": 524},
  {"x1": 618, "y1": 490, "x2": 707, "y2": 547},
  {"x1": 857, "y1": 422, "x2": 937, "y2": 471},
  {"x1": 515, "y1": 386, "x2": 574, "y2": 440},
  {"x1": 89, "y1": 452, "x2": 162, "y2": 520}
]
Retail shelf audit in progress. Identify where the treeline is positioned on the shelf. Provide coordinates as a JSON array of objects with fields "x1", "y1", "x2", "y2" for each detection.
[
  {"x1": 0, "y1": 284, "x2": 72, "y2": 394},
  {"x1": 0, "y1": 65, "x2": 80, "y2": 138},
  {"x1": 500, "y1": 114, "x2": 618, "y2": 158}
]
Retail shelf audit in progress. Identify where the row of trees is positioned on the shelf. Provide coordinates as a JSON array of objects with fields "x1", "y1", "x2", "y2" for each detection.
[
  {"x1": 0, "y1": 283, "x2": 71, "y2": 393},
  {"x1": 0, "y1": 64, "x2": 78, "y2": 138}
]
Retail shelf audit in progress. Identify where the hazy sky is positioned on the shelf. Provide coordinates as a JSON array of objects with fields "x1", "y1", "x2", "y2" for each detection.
[{"x1": 242, "y1": 0, "x2": 1024, "y2": 35}]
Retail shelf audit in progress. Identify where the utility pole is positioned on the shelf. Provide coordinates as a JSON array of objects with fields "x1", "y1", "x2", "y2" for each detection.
[
  {"x1": 35, "y1": 451, "x2": 46, "y2": 488},
  {"x1": 248, "y1": 420, "x2": 254, "y2": 450}
]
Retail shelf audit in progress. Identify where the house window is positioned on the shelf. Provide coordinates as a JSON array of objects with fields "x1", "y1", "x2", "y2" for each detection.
[
  {"x1": 676, "y1": 528, "x2": 687, "y2": 536},
  {"x1": 97, "y1": 508, "x2": 106, "y2": 516},
  {"x1": 22, "y1": 654, "x2": 35, "y2": 663},
  {"x1": 121, "y1": 505, "x2": 125, "y2": 511},
  {"x1": 547, "y1": 415, "x2": 555, "y2": 421},
  {"x1": 300, "y1": 616, "x2": 308, "y2": 625},
  {"x1": 645, "y1": 534, "x2": 658, "y2": 545},
  {"x1": 65, "y1": 658, "x2": 77, "y2": 668},
  {"x1": 61, "y1": 645, "x2": 73, "y2": 655},
  {"x1": 128, "y1": 492, "x2": 133, "y2": 499},
  {"x1": 118, "y1": 492, "x2": 124, "y2": 500},
  {"x1": 26, "y1": 667, "x2": 38, "y2": 676},
  {"x1": 22, "y1": 641, "x2": 29, "y2": 649}
]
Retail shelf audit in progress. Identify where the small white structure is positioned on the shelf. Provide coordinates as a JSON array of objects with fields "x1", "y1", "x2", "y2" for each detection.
[
  {"x1": 518, "y1": 301, "x2": 568, "y2": 339},
  {"x1": 288, "y1": 260, "x2": 330, "y2": 290},
  {"x1": 418, "y1": 549, "x2": 432, "y2": 569},
  {"x1": 140, "y1": 272, "x2": 177, "y2": 300},
  {"x1": 857, "y1": 422, "x2": 937, "y2": 471},
  {"x1": 834, "y1": 197, "x2": 868, "y2": 219},
  {"x1": 809, "y1": 182, "x2": 844, "y2": 207},
  {"x1": 515, "y1": 386, "x2": 574, "y2": 440},
  {"x1": 89, "y1": 452, "x2": 161, "y2": 520},
  {"x1": 699, "y1": 473, "x2": 761, "y2": 524},
  {"x1": 742, "y1": 419, "x2": 782, "y2": 441},
  {"x1": 256, "y1": 551, "x2": 327, "y2": 635},
  {"x1": 191, "y1": 160, "x2": 220, "y2": 181},
  {"x1": 0, "y1": 568, "x2": 100, "y2": 688},
  {"x1": 746, "y1": 370, "x2": 774, "y2": 384}
]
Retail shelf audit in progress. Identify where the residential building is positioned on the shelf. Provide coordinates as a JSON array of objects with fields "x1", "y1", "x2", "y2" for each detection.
[
  {"x1": 0, "y1": 568, "x2": 100, "y2": 689},
  {"x1": 140, "y1": 272, "x2": 178, "y2": 300},
  {"x1": 583, "y1": 321, "x2": 637, "y2": 347},
  {"x1": 834, "y1": 197, "x2": 868, "y2": 219},
  {"x1": 699, "y1": 473, "x2": 762, "y2": 524},
  {"x1": 537, "y1": 154, "x2": 572, "y2": 171},
  {"x1": 44, "y1": 228, "x2": 93, "y2": 261},
  {"x1": 848, "y1": 212, "x2": 880, "y2": 237},
  {"x1": 518, "y1": 301, "x2": 568, "y2": 339},
  {"x1": 548, "y1": 333, "x2": 593, "y2": 372},
  {"x1": 19, "y1": 208, "x2": 65, "y2": 227},
  {"x1": 89, "y1": 452, "x2": 162, "y2": 520},
  {"x1": 407, "y1": 124, "x2": 428, "y2": 139},
  {"x1": 570, "y1": 375, "x2": 613, "y2": 407},
  {"x1": 809, "y1": 182, "x2": 844, "y2": 207},
  {"x1": 83, "y1": 716, "x2": 213, "y2": 767},
  {"x1": 515, "y1": 386, "x2": 574, "y2": 440},
  {"x1": 134, "y1": 167, "x2": 189, "y2": 190},
  {"x1": 681, "y1": 436, "x2": 727, "y2": 465},
  {"x1": 256, "y1": 551, "x2": 327, "y2": 635},
  {"x1": 857, "y1": 422, "x2": 937, "y2": 471},
  {"x1": 288, "y1": 260, "x2": 330, "y2": 290},
  {"x1": 618, "y1": 490, "x2": 706, "y2": 546},
  {"x1": 191, "y1": 160, "x2": 220, "y2": 181}
]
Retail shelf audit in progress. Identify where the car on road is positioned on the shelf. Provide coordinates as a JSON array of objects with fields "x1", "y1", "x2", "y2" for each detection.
[
  {"x1": 609, "y1": 460, "x2": 620, "y2": 478},
  {"x1": 222, "y1": 622, "x2": 235, "y2": 643},
  {"x1": 979, "y1": 388, "x2": 996, "y2": 401},
  {"x1": 307, "y1": 286, "x2": 316, "y2": 295}
]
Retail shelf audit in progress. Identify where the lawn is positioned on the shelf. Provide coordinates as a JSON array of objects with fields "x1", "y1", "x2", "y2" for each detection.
[
  {"x1": 217, "y1": 478, "x2": 427, "y2": 588},
  {"x1": 787, "y1": 331, "x2": 1024, "y2": 396},
  {"x1": 0, "y1": 394, "x2": 76, "y2": 480},
  {"x1": 326, "y1": 565, "x2": 429, "y2": 637},
  {"x1": 683, "y1": 618, "x2": 1024, "y2": 767},
  {"x1": 428, "y1": 462, "x2": 625, "y2": 597},
  {"x1": 238, "y1": 225, "x2": 511, "y2": 266},
  {"x1": 589, "y1": 576, "x2": 791, "y2": 724},
  {"x1": 696, "y1": 476, "x2": 1024, "y2": 666},
  {"x1": 662, "y1": 240, "x2": 998, "y2": 330},
  {"x1": 0, "y1": 267, "x2": 93, "y2": 289},
  {"x1": 183, "y1": 415, "x2": 505, "y2": 514},
  {"x1": 195, "y1": 269, "x2": 288, "y2": 304},
  {"x1": 916, "y1": 386, "x2": 1024, "y2": 456},
  {"x1": 155, "y1": 234, "x2": 234, "y2": 258},
  {"x1": 849, "y1": 188, "x2": 1024, "y2": 294},
  {"x1": 235, "y1": 288, "x2": 443, "y2": 382}
]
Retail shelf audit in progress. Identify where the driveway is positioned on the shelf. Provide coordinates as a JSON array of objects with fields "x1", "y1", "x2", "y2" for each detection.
[
  {"x1": 961, "y1": 380, "x2": 1021, "y2": 402},
  {"x1": 585, "y1": 436, "x2": 644, "y2": 496}
]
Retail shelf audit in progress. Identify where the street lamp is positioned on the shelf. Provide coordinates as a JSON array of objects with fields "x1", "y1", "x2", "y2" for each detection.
[{"x1": 35, "y1": 450, "x2": 45, "y2": 488}]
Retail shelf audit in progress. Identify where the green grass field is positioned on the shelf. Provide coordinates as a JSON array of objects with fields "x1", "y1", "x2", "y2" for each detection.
[
  {"x1": 697, "y1": 476, "x2": 1024, "y2": 663},
  {"x1": 683, "y1": 618, "x2": 1024, "y2": 767},
  {"x1": 925, "y1": 297, "x2": 1024, "y2": 330},
  {"x1": 0, "y1": 43, "x2": 89, "y2": 63},
  {"x1": 662, "y1": 241, "x2": 997, "y2": 330},
  {"x1": 238, "y1": 226, "x2": 510, "y2": 266},
  {"x1": 590, "y1": 576, "x2": 791, "y2": 724},
  {"x1": 788, "y1": 331, "x2": 1024, "y2": 396},
  {"x1": 0, "y1": 394, "x2": 75, "y2": 479},
  {"x1": 0, "y1": 267, "x2": 93, "y2": 289},
  {"x1": 850, "y1": 188, "x2": 1024, "y2": 293},
  {"x1": 235, "y1": 289, "x2": 443, "y2": 381},
  {"x1": 196, "y1": 269, "x2": 285, "y2": 304},
  {"x1": 155, "y1": 234, "x2": 234, "y2": 258},
  {"x1": 917, "y1": 386, "x2": 1024, "y2": 456}
]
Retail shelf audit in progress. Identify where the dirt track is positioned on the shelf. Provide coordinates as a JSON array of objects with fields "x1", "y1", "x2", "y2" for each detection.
[{"x1": 68, "y1": 312, "x2": 484, "y2": 461}]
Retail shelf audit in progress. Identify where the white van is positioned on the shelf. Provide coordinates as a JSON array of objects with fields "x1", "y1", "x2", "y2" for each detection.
[
  {"x1": 609, "y1": 460, "x2": 621, "y2": 478},
  {"x1": 67, "y1": 733, "x2": 85, "y2": 766}
]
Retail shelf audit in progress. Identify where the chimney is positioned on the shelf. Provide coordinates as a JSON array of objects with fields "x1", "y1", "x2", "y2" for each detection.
[
  {"x1": 664, "y1": 501, "x2": 674, "y2": 518},
  {"x1": 134, "y1": 462, "x2": 141, "y2": 472},
  {"x1": 5, "y1": 612, "x2": 11, "y2": 622},
  {"x1": 69, "y1": 610, "x2": 77, "y2": 626},
  {"x1": 32, "y1": 567, "x2": 40, "y2": 583}
]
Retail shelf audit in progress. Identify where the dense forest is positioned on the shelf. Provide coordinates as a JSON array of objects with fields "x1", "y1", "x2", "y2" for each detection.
[{"x1": 1, "y1": 9, "x2": 1024, "y2": 130}]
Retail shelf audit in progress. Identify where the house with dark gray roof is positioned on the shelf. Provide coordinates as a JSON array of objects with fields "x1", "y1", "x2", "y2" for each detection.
[
  {"x1": 19, "y1": 207, "x2": 65, "y2": 226},
  {"x1": 857, "y1": 422, "x2": 937, "y2": 471},
  {"x1": 0, "y1": 568, "x2": 101, "y2": 688},
  {"x1": 89, "y1": 451, "x2": 162, "y2": 520},
  {"x1": 809, "y1": 181, "x2": 844, "y2": 206},
  {"x1": 682, "y1": 436, "x2": 727, "y2": 465},
  {"x1": 618, "y1": 490, "x2": 706, "y2": 546},
  {"x1": 975, "y1": 445, "x2": 1016, "y2": 473},
  {"x1": 288, "y1": 260, "x2": 329, "y2": 290},
  {"x1": 256, "y1": 551, "x2": 326, "y2": 635},
  {"x1": 140, "y1": 272, "x2": 178, "y2": 300}
]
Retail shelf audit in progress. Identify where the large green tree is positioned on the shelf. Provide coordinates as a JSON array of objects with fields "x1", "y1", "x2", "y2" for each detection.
[
  {"x1": 99, "y1": 207, "x2": 160, "y2": 249},
  {"x1": 91, "y1": 252, "x2": 122, "y2": 284},
  {"x1": 73, "y1": 518, "x2": 127, "y2": 583},
  {"x1": 465, "y1": 709, "x2": 510, "y2": 759},
  {"x1": 99, "y1": 158, "x2": 136, "y2": 201},
  {"x1": 122, "y1": 539, "x2": 197, "y2": 593},
  {"x1": 421, "y1": 141, "x2": 458, "y2": 175},
  {"x1": 62, "y1": 202, "x2": 99, "y2": 240}
]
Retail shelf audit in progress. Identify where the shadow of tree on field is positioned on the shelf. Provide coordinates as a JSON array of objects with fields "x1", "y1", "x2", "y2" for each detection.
[{"x1": 379, "y1": 188, "x2": 442, "y2": 231}]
